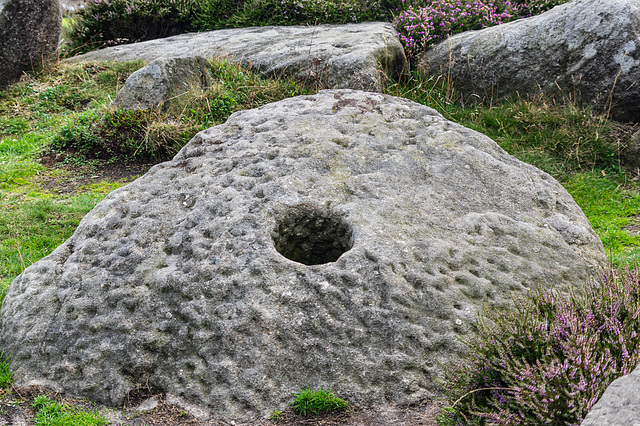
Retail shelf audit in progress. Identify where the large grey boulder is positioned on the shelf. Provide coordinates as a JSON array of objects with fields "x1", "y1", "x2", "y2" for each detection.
[
  {"x1": 0, "y1": 90, "x2": 605, "y2": 422},
  {"x1": 418, "y1": 0, "x2": 640, "y2": 123},
  {"x1": 66, "y1": 23, "x2": 406, "y2": 92},
  {"x1": 0, "y1": 0, "x2": 62, "y2": 88},
  {"x1": 111, "y1": 56, "x2": 213, "y2": 113},
  {"x1": 582, "y1": 366, "x2": 640, "y2": 425}
]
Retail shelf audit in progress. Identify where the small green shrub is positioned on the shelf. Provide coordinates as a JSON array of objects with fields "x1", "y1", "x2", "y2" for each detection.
[
  {"x1": 66, "y1": 0, "x2": 197, "y2": 55},
  {"x1": 269, "y1": 409, "x2": 283, "y2": 422},
  {"x1": 51, "y1": 109, "x2": 195, "y2": 162},
  {"x1": 34, "y1": 84, "x2": 89, "y2": 113},
  {"x1": 233, "y1": 0, "x2": 391, "y2": 27},
  {"x1": 32, "y1": 395, "x2": 107, "y2": 426},
  {"x1": 439, "y1": 266, "x2": 640, "y2": 425},
  {"x1": 51, "y1": 110, "x2": 102, "y2": 157},
  {"x1": 188, "y1": 0, "x2": 246, "y2": 31},
  {"x1": 0, "y1": 117, "x2": 29, "y2": 137},
  {"x1": 290, "y1": 387, "x2": 349, "y2": 417}
]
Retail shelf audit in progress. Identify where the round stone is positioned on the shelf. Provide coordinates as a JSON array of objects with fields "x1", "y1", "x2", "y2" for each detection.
[{"x1": 0, "y1": 89, "x2": 606, "y2": 423}]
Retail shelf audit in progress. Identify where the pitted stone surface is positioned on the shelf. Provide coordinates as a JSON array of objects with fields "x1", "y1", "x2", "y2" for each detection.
[
  {"x1": 418, "y1": 0, "x2": 640, "y2": 122},
  {"x1": 0, "y1": 90, "x2": 606, "y2": 422},
  {"x1": 66, "y1": 23, "x2": 406, "y2": 92},
  {"x1": 0, "y1": 0, "x2": 62, "y2": 88}
]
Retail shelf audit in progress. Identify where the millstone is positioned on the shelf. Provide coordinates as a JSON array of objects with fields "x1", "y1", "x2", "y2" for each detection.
[{"x1": 0, "y1": 89, "x2": 606, "y2": 422}]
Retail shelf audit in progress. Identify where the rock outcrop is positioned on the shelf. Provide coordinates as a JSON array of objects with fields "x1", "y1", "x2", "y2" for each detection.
[
  {"x1": 0, "y1": 90, "x2": 606, "y2": 422},
  {"x1": 582, "y1": 366, "x2": 640, "y2": 425},
  {"x1": 0, "y1": 0, "x2": 62, "y2": 88},
  {"x1": 418, "y1": 0, "x2": 640, "y2": 123},
  {"x1": 111, "y1": 56, "x2": 213, "y2": 113},
  {"x1": 66, "y1": 23, "x2": 406, "y2": 92}
]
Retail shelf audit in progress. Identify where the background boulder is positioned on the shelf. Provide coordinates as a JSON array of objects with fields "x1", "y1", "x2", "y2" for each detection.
[
  {"x1": 418, "y1": 0, "x2": 640, "y2": 123},
  {"x1": 66, "y1": 23, "x2": 406, "y2": 92},
  {"x1": 0, "y1": 0, "x2": 62, "y2": 88},
  {"x1": 111, "y1": 56, "x2": 213, "y2": 113},
  {"x1": 582, "y1": 366, "x2": 640, "y2": 425},
  {"x1": 0, "y1": 90, "x2": 606, "y2": 422}
]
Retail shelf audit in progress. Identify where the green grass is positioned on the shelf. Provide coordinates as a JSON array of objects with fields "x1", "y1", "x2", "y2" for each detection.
[
  {"x1": 269, "y1": 409, "x2": 283, "y2": 422},
  {"x1": 0, "y1": 194, "x2": 103, "y2": 282},
  {"x1": 0, "y1": 352, "x2": 13, "y2": 388},
  {"x1": 290, "y1": 387, "x2": 349, "y2": 416},
  {"x1": 32, "y1": 396, "x2": 107, "y2": 426},
  {"x1": 562, "y1": 172, "x2": 640, "y2": 264}
]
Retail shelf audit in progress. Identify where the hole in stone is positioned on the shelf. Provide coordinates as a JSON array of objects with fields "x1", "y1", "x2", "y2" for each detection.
[{"x1": 272, "y1": 205, "x2": 353, "y2": 265}]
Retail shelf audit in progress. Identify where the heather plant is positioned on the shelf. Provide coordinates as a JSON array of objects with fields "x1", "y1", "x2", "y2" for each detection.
[
  {"x1": 439, "y1": 266, "x2": 640, "y2": 425},
  {"x1": 510, "y1": 0, "x2": 568, "y2": 16},
  {"x1": 392, "y1": 0, "x2": 571, "y2": 61},
  {"x1": 393, "y1": 0, "x2": 519, "y2": 60}
]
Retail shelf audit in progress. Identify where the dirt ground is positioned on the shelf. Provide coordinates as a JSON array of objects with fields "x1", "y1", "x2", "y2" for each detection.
[
  {"x1": 39, "y1": 152, "x2": 156, "y2": 194},
  {"x1": 0, "y1": 385, "x2": 447, "y2": 426}
]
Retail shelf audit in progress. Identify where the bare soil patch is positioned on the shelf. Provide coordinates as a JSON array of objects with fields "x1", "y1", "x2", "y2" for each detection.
[
  {"x1": 0, "y1": 385, "x2": 446, "y2": 426},
  {"x1": 39, "y1": 152, "x2": 154, "y2": 194}
]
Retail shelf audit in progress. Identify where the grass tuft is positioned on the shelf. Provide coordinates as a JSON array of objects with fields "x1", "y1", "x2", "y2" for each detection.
[
  {"x1": 290, "y1": 387, "x2": 349, "y2": 417},
  {"x1": 0, "y1": 351, "x2": 13, "y2": 388},
  {"x1": 32, "y1": 395, "x2": 107, "y2": 426},
  {"x1": 269, "y1": 409, "x2": 283, "y2": 422}
]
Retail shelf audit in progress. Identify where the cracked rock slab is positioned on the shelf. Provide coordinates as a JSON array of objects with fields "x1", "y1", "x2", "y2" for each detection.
[
  {"x1": 65, "y1": 23, "x2": 406, "y2": 92},
  {"x1": 0, "y1": 89, "x2": 605, "y2": 423},
  {"x1": 418, "y1": 0, "x2": 640, "y2": 122}
]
